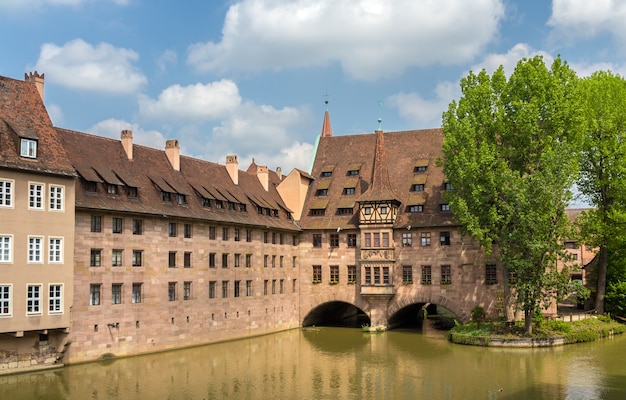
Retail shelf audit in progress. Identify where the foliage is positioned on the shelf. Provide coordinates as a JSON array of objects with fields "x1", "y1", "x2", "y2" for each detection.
[
  {"x1": 470, "y1": 306, "x2": 485, "y2": 327},
  {"x1": 605, "y1": 281, "x2": 626, "y2": 317},
  {"x1": 576, "y1": 71, "x2": 626, "y2": 313},
  {"x1": 441, "y1": 55, "x2": 584, "y2": 333}
]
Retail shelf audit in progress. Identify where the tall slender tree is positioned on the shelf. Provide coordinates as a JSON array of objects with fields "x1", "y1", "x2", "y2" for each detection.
[
  {"x1": 577, "y1": 71, "x2": 626, "y2": 314},
  {"x1": 441, "y1": 56, "x2": 584, "y2": 333}
]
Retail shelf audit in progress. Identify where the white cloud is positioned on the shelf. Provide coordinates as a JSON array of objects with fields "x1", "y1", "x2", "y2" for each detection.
[
  {"x1": 548, "y1": 0, "x2": 626, "y2": 42},
  {"x1": 88, "y1": 118, "x2": 167, "y2": 150},
  {"x1": 157, "y1": 49, "x2": 178, "y2": 72},
  {"x1": 32, "y1": 39, "x2": 147, "y2": 94},
  {"x1": 46, "y1": 103, "x2": 64, "y2": 126},
  {"x1": 387, "y1": 82, "x2": 458, "y2": 129},
  {"x1": 0, "y1": 0, "x2": 128, "y2": 9},
  {"x1": 187, "y1": 0, "x2": 505, "y2": 81},
  {"x1": 468, "y1": 43, "x2": 553, "y2": 76},
  {"x1": 138, "y1": 80, "x2": 242, "y2": 121}
]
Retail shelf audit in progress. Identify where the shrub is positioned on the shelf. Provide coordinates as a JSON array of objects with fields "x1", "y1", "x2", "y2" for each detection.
[{"x1": 471, "y1": 306, "x2": 485, "y2": 328}]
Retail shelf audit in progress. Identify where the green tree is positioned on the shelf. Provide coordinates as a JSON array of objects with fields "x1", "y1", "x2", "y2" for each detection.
[
  {"x1": 576, "y1": 71, "x2": 626, "y2": 314},
  {"x1": 441, "y1": 56, "x2": 583, "y2": 334}
]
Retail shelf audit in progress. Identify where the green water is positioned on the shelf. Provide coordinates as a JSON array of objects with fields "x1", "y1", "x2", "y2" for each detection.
[{"x1": 2, "y1": 327, "x2": 625, "y2": 399}]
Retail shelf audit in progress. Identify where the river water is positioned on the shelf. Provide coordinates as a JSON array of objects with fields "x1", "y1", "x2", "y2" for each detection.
[{"x1": 2, "y1": 326, "x2": 626, "y2": 400}]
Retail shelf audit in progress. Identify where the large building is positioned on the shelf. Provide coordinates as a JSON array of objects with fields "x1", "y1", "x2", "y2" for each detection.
[{"x1": 1, "y1": 73, "x2": 512, "y2": 372}]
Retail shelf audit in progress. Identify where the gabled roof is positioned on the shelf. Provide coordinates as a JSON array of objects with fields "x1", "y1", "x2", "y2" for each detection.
[
  {"x1": 0, "y1": 74, "x2": 74, "y2": 176},
  {"x1": 300, "y1": 129, "x2": 455, "y2": 230},
  {"x1": 57, "y1": 128, "x2": 299, "y2": 231}
]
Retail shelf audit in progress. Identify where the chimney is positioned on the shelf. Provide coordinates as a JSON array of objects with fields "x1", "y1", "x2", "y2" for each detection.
[
  {"x1": 226, "y1": 155, "x2": 239, "y2": 185},
  {"x1": 25, "y1": 71, "x2": 45, "y2": 101},
  {"x1": 121, "y1": 130, "x2": 133, "y2": 160},
  {"x1": 276, "y1": 166, "x2": 282, "y2": 180},
  {"x1": 165, "y1": 139, "x2": 180, "y2": 171},
  {"x1": 257, "y1": 165, "x2": 269, "y2": 191}
]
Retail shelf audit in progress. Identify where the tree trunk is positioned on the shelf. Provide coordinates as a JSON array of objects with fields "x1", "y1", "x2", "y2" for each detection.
[
  {"x1": 595, "y1": 245, "x2": 608, "y2": 314},
  {"x1": 524, "y1": 308, "x2": 533, "y2": 334}
]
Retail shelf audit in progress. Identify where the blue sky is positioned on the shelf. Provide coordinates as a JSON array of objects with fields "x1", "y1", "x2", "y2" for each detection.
[{"x1": 1, "y1": 0, "x2": 625, "y2": 175}]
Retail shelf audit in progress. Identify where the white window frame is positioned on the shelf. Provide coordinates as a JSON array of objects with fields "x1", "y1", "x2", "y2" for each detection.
[
  {"x1": 48, "y1": 237, "x2": 63, "y2": 263},
  {"x1": 0, "y1": 285, "x2": 11, "y2": 316},
  {"x1": 49, "y1": 185, "x2": 64, "y2": 211},
  {"x1": 29, "y1": 182, "x2": 44, "y2": 210},
  {"x1": 0, "y1": 179, "x2": 14, "y2": 208},
  {"x1": 112, "y1": 249, "x2": 123, "y2": 267},
  {"x1": 20, "y1": 138, "x2": 37, "y2": 158},
  {"x1": 132, "y1": 283, "x2": 142, "y2": 304},
  {"x1": 0, "y1": 235, "x2": 12, "y2": 263},
  {"x1": 27, "y1": 284, "x2": 42, "y2": 315},
  {"x1": 49, "y1": 284, "x2": 63, "y2": 314},
  {"x1": 90, "y1": 284, "x2": 101, "y2": 306},
  {"x1": 28, "y1": 236, "x2": 43, "y2": 263}
]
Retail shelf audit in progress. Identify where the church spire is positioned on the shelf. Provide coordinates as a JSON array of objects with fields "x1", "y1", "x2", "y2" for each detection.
[
  {"x1": 321, "y1": 98, "x2": 333, "y2": 137},
  {"x1": 357, "y1": 129, "x2": 399, "y2": 204}
]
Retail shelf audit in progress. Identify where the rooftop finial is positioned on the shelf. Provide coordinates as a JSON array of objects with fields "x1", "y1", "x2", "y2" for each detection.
[
  {"x1": 377, "y1": 100, "x2": 384, "y2": 131},
  {"x1": 323, "y1": 91, "x2": 329, "y2": 111}
]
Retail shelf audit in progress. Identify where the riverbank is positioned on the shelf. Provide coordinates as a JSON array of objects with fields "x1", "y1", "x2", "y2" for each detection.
[{"x1": 448, "y1": 314, "x2": 626, "y2": 347}]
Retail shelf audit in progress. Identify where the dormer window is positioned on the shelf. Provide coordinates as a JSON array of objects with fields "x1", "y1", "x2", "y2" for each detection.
[
  {"x1": 414, "y1": 166, "x2": 427, "y2": 172},
  {"x1": 215, "y1": 200, "x2": 223, "y2": 209},
  {"x1": 202, "y1": 197, "x2": 211, "y2": 208},
  {"x1": 127, "y1": 187, "x2": 138, "y2": 198},
  {"x1": 161, "y1": 191, "x2": 172, "y2": 202},
  {"x1": 444, "y1": 182, "x2": 453, "y2": 190},
  {"x1": 240, "y1": 204, "x2": 247, "y2": 212},
  {"x1": 364, "y1": 207, "x2": 372, "y2": 215},
  {"x1": 320, "y1": 171, "x2": 332, "y2": 177},
  {"x1": 177, "y1": 194, "x2": 187, "y2": 205},
  {"x1": 85, "y1": 181, "x2": 97, "y2": 193},
  {"x1": 227, "y1": 201, "x2": 235, "y2": 210},
  {"x1": 107, "y1": 184, "x2": 118, "y2": 195},
  {"x1": 414, "y1": 160, "x2": 428, "y2": 173},
  {"x1": 347, "y1": 170, "x2": 359, "y2": 176},
  {"x1": 408, "y1": 205, "x2": 423, "y2": 213},
  {"x1": 411, "y1": 184, "x2": 424, "y2": 192},
  {"x1": 342, "y1": 188, "x2": 355, "y2": 195},
  {"x1": 440, "y1": 204, "x2": 450, "y2": 212},
  {"x1": 20, "y1": 138, "x2": 37, "y2": 158},
  {"x1": 315, "y1": 189, "x2": 328, "y2": 196}
]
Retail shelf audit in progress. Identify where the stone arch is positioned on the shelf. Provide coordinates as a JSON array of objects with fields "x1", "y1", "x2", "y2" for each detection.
[
  {"x1": 300, "y1": 292, "x2": 371, "y2": 326},
  {"x1": 388, "y1": 293, "x2": 470, "y2": 323}
]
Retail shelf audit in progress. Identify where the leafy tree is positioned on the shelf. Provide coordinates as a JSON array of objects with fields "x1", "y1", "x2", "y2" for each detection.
[
  {"x1": 576, "y1": 71, "x2": 626, "y2": 314},
  {"x1": 441, "y1": 56, "x2": 583, "y2": 334}
]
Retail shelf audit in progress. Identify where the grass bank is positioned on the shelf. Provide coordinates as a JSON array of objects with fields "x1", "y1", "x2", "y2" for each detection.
[{"x1": 448, "y1": 315, "x2": 626, "y2": 346}]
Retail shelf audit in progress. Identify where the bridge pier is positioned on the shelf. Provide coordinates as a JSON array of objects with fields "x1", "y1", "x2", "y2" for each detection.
[{"x1": 365, "y1": 295, "x2": 394, "y2": 329}]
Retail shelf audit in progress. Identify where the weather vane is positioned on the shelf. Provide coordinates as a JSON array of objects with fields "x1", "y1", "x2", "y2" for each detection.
[
  {"x1": 377, "y1": 100, "x2": 383, "y2": 130},
  {"x1": 323, "y1": 91, "x2": 330, "y2": 111}
]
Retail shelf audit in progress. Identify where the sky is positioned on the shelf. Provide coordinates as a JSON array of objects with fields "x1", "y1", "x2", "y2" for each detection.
[{"x1": 1, "y1": 0, "x2": 626, "y2": 176}]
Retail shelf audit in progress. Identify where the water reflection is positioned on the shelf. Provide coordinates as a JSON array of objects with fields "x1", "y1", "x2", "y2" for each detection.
[{"x1": 1, "y1": 328, "x2": 626, "y2": 400}]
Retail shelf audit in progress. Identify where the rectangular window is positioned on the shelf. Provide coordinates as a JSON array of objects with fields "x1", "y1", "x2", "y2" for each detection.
[
  {"x1": 184, "y1": 281, "x2": 192, "y2": 300},
  {"x1": 444, "y1": 182, "x2": 453, "y2": 190},
  {"x1": 272, "y1": 232, "x2": 277, "y2": 244},
  {"x1": 47, "y1": 238, "x2": 62, "y2": 263},
  {"x1": 222, "y1": 253, "x2": 229, "y2": 268},
  {"x1": 246, "y1": 254, "x2": 252, "y2": 268},
  {"x1": 132, "y1": 250, "x2": 143, "y2": 267},
  {"x1": 292, "y1": 279, "x2": 297, "y2": 293},
  {"x1": 112, "y1": 284, "x2": 122, "y2": 304},
  {"x1": 0, "y1": 235, "x2": 11, "y2": 262},
  {"x1": 161, "y1": 191, "x2": 172, "y2": 203},
  {"x1": 89, "y1": 284, "x2": 101, "y2": 305},
  {"x1": 365, "y1": 267, "x2": 371, "y2": 284},
  {"x1": 112, "y1": 249, "x2": 123, "y2": 267},
  {"x1": 440, "y1": 204, "x2": 451, "y2": 212},
  {"x1": 272, "y1": 279, "x2": 276, "y2": 294},
  {"x1": 49, "y1": 185, "x2": 64, "y2": 211},
  {"x1": 184, "y1": 252, "x2": 192, "y2": 268},
  {"x1": 292, "y1": 256, "x2": 297, "y2": 268},
  {"x1": 90, "y1": 249, "x2": 102, "y2": 267},
  {"x1": 347, "y1": 234, "x2": 357, "y2": 247},
  {"x1": 264, "y1": 231, "x2": 269, "y2": 243},
  {"x1": 91, "y1": 215, "x2": 102, "y2": 232},
  {"x1": 421, "y1": 266, "x2": 432, "y2": 285},
  {"x1": 440, "y1": 231, "x2": 451, "y2": 246},
  {"x1": 132, "y1": 283, "x2": 142, "y2": 303},
  {"x1": 112, "y1": 217, "x2": 123, "y2": 234},
  {"x1": 133, "y1": 219, "x2": 143, "y2": 235},
  {"x1": 107, "y1": 184, "x2": 118, "y2": 195},
  {"x1": 234, "y1": 228, "x2": 240, "y2": 242},
  {"x1": 209, "y1": 281, "x2": 216, "y2": 299},
  {"x1": 246, "y1": 229, "x2": 252, "y2": 242},
  {"x1": 168, "y1": 222, "x2": 177, "y2": 237},
  {"x1": 315, "y1": 189, "x2": 328, "y2": 196},
  {"x1": 29, "y1": 183, "x2": 43, "y2": 209},
  {"x1": 411, "y1": 184, "x2": 425, "y2": 192},
  {"x1": 209, "y1": 253, "x2": 216, "y2": 268},
  {"x1": 486, "y1": 264, "x2": 497, "y2": 285},
  {"x1": 280, "y1": 233, "x2": 284, "y2": 245},
  {"x1": 49, "y1": 284, "x2": 62, "y2": 313},
  {"x1": 168, "y1": 251, "x2": 176, "y2": 268},
  {"x1": 209, "y1": 226, "x2": 216, "y2": 240},
  {"x1": 313, "y1": 265, "x2": 322, "y2": 282},
  {"x1": 85, "y1": 181, "x2": 97, "y2": 193},
  {"x1": 234, "y1": 280, "x2": 240, "y2": 298},
  {"x1": 403, "y1": 265, "x2": 413, "y2": 284},
  {"x1": 21, "y1": 138, "x2": 37, "y2": 158},
  {"x1": 234, "y1": 253, "x2": 241, "y2": 268},
  {"x1": 280, "y1": 279, "x2": 284, "y2": 294},
  {"x1": 330, "y1": 233, "x2": 339, "y2": 247},
  {"x1": 373, "y1": 267, "x2": 380, "y2": 284},
  {"x1": 28, "y1": 236, "x2": 43, "y2": 263},
  {"x1": 222, "y1": 281, "x2": 229, "y2": 298},
  {"x1": 364, "y1": 233, "x2": 371, "y2": 247},
  {"x1": 264, "y1": 280, "x2": 269, "y2": 295},
  {"x1": 0, "y1": 180, "x2": 13, "y2": 207},
  {"x1": 408, "y1": 205, "x2": 424, "y2": 213},
  {"x1": 0, "y1": 285, "x2": 11, "y2": 316},
  {"x1": 383, "y1": 267, "x2": 390, "y2": 284},
  {"x1": 246, "y1": 280, "x2": 252, "y2": 297},
  {"x1": 441, "y1": 265, "x2": 452, "y2": 285},
  {"x1": 330, "y1": 265, "x2": 339, "y2": 283},
  {"x1": 279, "y1": 255, "x2": 284, "y2": 268},
  {"x1": 382, "y1": 232, "x2": 389, "y2": 247},
  {"x1": 168, "y1": 282, "x2": 177, "y2": 301},
  {"x1": 373, "y1": 233, "x2": 380, "y2": 247},
  {"x1": 27, "y1": 285, "x2": 41, "y2": 314},
  {"x1": 313, "y1": 233, "x2": 322, "y2": 247},
  {"x1": 264, "y1": 254, "x2": 268, "y2": 268},
  {"x1": 414, "y1": 165, "x2": 427, "y2": 172},
  {"x1": 342, "y1": 187, "x2": 355, "y2": 195},
  {"x1": 127, "y1": 186, "x2": 138, "y2": 198},
  {"x1": 272, "y1": 255, "x2": 276, "y2": 268},
  {"x1": 421, "y1": 232, "x2": 431, "y2": 247},
  {"x1": 402, "y1": 232, "x2": 412, "y2": 246},
  {"x1": 348, "y1": 265, "x2": 357, "y2": 283},
  {"x1": 222, "y1": 227, "x2": 229, "y2": 241},
  {"x1": 184, "y1": 223, "x2": 192, "y2": 238}
]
